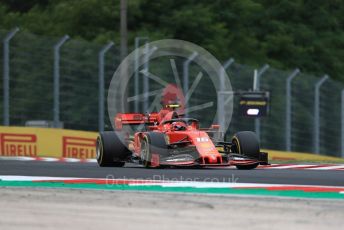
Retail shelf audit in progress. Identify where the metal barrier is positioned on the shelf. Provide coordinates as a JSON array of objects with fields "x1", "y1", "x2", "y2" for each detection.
[{"x1": 1, "y1": 29, "x2": 343, "y2": 157}]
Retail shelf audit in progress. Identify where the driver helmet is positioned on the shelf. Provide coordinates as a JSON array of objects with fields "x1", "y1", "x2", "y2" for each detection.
[{"x1": 172, "y1": 121, "x2": 186, "y2": 131}]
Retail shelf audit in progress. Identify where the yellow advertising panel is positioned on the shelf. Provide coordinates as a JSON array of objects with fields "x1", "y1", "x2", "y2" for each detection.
[{"x1": 0, "y1": 126, "x2": 98, "y2": 159}]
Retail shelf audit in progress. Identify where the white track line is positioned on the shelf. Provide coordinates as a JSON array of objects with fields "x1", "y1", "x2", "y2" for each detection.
[
  {"x1": 40, "y1": 157, "x2": 60, "y2": 162},
  {"x1": 0, "y1": 156, "x2": 35, "y2": 161},
  {"x1": 84, "y1": 159, "x2": 97, "y2": 163},
  {"x1": 0, "y1": 175, "x2": 82, "y2": 181},
  {"x1": 265, "y1": 164, "x2": 315, "y2": 169},
  {"x1": 307, "y1": 165, "x2": 344, "y2": 170},
  {"x1": 1, "y1": 176, "x2": 344, "y2": 191},
  {"x1": 63, "y1": 158, "x2": 83, "y2": 163}
]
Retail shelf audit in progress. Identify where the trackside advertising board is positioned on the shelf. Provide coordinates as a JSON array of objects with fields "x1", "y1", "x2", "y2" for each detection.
[{"x1": 0, "y1": 126, "x2": 97, "y2": 159}]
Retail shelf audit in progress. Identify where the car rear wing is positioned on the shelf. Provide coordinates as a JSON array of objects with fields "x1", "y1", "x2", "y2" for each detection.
[{"x1": 114, "y1": 113, "x2": 159, "y2": 130}]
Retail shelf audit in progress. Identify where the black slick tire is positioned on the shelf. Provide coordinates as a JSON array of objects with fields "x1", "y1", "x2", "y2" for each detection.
[{"x1": 96, "y1": 131, "x2": 131, "y2": 167}]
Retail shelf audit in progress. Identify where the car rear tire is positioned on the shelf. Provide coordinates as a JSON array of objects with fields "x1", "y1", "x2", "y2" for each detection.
[
  {"x1": 97, "y1": 131, "x2": 131, "y2": 167},
  {"x1": 232, "y1": 131, "x2": 260, "y2": 170}
]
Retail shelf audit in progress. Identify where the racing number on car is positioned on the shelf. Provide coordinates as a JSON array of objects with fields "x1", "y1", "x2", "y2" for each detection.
[{"x1": 196, "y1": 137, "x2": 209, "y2": 142}]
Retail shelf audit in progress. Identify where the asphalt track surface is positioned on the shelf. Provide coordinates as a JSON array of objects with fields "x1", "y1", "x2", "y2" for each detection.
[{"x1": 1, "y1": 160, "x2": 343, "y2": 186}]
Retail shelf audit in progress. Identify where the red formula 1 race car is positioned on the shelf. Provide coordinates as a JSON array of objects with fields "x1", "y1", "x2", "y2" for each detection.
[{"x1": 96, "y1": 104, "x2": 268, "y2": 170}]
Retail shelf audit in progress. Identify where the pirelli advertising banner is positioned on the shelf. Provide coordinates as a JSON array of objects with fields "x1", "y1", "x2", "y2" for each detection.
[{"x1": 0, "y1": 126, "x2": 98, "y2": 159}]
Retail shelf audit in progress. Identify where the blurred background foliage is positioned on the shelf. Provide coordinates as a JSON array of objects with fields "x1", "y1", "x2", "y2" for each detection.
[{"x1": 0, "y1": 0, "x2": 343, "y2": 81}]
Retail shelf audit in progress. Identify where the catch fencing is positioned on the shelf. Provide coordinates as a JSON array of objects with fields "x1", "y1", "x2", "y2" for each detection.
[{"x1": 1, "y1": 29, "x2": 343, "y2": 157}]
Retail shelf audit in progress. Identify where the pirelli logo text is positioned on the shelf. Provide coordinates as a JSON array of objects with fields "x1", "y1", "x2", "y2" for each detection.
[
  {"x1": 63, "y1": 136, "x2": 96, "y2": 159},
  {"x1": 0, "y1": 133, "x2": 38, "y2": 156}
]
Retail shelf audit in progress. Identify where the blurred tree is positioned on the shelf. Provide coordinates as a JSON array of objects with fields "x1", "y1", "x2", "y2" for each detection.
[{"x1": 0, "y1": 0, "x2": 343, "y2": 80}]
